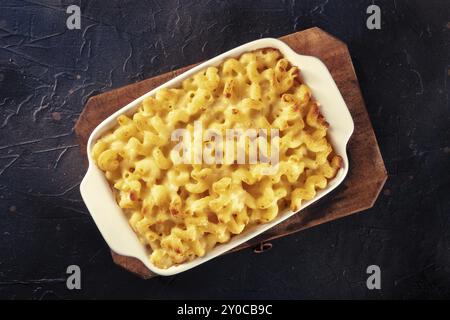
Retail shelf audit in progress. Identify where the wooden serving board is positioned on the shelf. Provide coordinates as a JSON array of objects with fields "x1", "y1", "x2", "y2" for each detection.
[{"x1": 75, "y1": 27, "x2": 387, "y2": 279}]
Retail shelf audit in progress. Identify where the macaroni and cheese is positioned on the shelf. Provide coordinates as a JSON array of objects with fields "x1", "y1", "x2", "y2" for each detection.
[{"x1": 92, "y1": 48, "x2": 343, "y2": 269}]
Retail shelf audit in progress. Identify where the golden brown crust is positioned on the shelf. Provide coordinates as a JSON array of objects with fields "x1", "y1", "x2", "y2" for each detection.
[
  {"x1": 328, "y1": 155, "x2": 344, "y2": 179},
  {"x1": 130, "y1": 191, "x2": 138, "y2": 201},
  {"x1": 308, "y1": 102, "x2": 330, "y2": 128},
  {"x1": 169, "y1": 207, "x2": 179, "y2": 216},
  {"x1": 335, "y1": 155, "x2": 344, "y2": 168},
  {"x1": 259, "y1": 47, "x2": 279, "y2": 55}
]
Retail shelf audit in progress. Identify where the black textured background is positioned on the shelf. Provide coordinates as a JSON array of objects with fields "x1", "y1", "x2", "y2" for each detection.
[{"x1": 0, "y1": 0, "x2": 449, "y2": 299}]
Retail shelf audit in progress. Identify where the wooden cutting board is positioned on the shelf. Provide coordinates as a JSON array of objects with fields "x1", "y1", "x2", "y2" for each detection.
[{"x1": 75, "y1": 27, "x2": 387, "y2": 279}]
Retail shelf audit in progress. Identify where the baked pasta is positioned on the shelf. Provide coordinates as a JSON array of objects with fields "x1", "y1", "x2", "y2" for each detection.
[{"x1": 92, "y1": 48, "x2": 343, "y2": 269}]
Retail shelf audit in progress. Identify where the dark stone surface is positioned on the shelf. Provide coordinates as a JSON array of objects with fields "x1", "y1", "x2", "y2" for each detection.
[{"x1": 0, "y1": 0, "x2": 448, "y2": 299}]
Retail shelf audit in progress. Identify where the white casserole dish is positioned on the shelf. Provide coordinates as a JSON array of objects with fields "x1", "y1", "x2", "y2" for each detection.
[{"x1": 80, "y1": 38, "x2": 354, "y2": 276}]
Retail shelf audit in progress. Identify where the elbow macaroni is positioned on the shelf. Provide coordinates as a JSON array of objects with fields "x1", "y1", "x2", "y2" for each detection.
[{"x1": 92, "y1": 48, "x2": 343, "y2": 269}]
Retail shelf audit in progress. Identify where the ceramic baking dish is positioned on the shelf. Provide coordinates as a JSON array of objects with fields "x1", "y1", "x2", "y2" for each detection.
[{"x1": 80, "y1": 38, "x2": 354, "y2": 276}]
